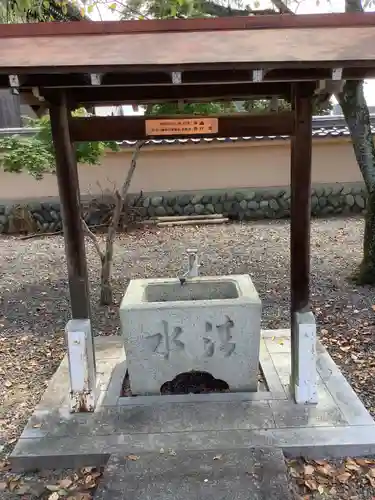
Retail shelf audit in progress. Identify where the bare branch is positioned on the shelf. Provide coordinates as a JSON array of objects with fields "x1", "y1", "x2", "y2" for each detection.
[
  {"x1": 107, "y1": 190, "x2": 123, "y2": 245},
  {"x1": 95, "y1": 3, "x2": 103, "y2": 20},
  {"x1": 19, "y1": 230, "x2": 63, "y2": 240},
  {"x1": 120, "y1": 140, "x2": 146, "y2": 200},
  {"x1": 270, "y1": 0, "x2": 294, "y2": 14},
  {"x1": 248, "y1": 8, "x2": 279, "y2": 15},
  {"x1": 82, "y1": 218, "x2": 105, "y2": 261}
]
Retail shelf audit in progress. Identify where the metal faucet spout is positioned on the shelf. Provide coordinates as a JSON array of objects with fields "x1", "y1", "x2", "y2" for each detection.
[
  {"x1": 187, "y1": 248, "x2": 200, "y2": 278},
  {"x1": 179, "y1": 248, "x2": 200, "y2": 284}
]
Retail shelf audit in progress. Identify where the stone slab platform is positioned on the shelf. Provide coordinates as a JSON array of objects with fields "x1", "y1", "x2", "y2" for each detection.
[
  {"x1": 10, "y1": 330, "x2": 375, "y2": 471},
  {"x1": 94, "y1": 448, "x2": 293, "y2": 500}
]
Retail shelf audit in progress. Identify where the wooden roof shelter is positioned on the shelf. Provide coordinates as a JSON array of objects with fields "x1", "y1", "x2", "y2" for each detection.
[{"x1": 1, "y1": 12, "x2": 375, "y2": 409}]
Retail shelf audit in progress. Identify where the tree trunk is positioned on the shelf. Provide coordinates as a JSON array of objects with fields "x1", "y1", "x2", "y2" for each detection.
[
  {"x1": 99, "y1": 192, "x2": 120, "y2": 306},
  {"x1": 100, "y1": 255, "x2": 113, "y2": 305},
  {"x1": 358, "y1": 189, "x2": 375, "y2": 284},
  {"x1": 96, "y1": 141, "x2": 145, "y2": 305},
  {"x1": 338, "y1": 80, "x2": 375, "y2": 284},
  {"x1": 266, "y1": 0, "x2": 375, "y2": 283}
]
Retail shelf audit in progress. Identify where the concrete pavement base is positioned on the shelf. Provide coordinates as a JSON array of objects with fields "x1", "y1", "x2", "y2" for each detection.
[{"x1": 10, "y1": 330, "x2": 375, "y2": 471}]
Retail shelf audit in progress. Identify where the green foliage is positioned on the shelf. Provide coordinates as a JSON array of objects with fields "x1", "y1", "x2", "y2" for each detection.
[
  {"x1": 120, "y1": 0, "x2": 252, "y2": 20},
  {"x1": 243, "y1": 99, "x2": 332, "y2": 115},
  {"x1": 0, "y1": 135, "x2": 55, "y2": 179},
  {"x1": 1, "y1": 0, "x2": 86, "y2": 22},
  {"x1": 0, "y1": 112, "x2": 120, "y2": 179},
  {"x1": 146, "y1": 101, "x2": 236, "y2": 115}
]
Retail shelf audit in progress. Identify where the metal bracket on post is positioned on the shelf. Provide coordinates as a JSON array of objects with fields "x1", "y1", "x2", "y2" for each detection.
[
  {"x1": 331, "y1": 67, "x2": 343, "y2": 81},
  {"x1": 290, "y1": 310, "x2": 318, "y2": 405},
  {"x1": 66, "y1": 319, "x2": 96, "y2": 413},
  {"x1": 252, "y1": 69, "x2": 264, "y2": 83},
  {"x1": 90, "y1": 73, "x2": 103, "y2": 86},
  {"x1": 9, "y1": 74, "x2": 20, "y2": 95},
  {"x1": 186, "y1": 248, "x2": 200, "y2": 278},
  {"x1": 171, "y1": 72, "x2": 182, "y2": 84}
]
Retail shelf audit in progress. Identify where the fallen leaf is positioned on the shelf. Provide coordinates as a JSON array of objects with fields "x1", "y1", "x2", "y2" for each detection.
[
  {"x1": 355, "y1": 458, "x2": 372, "y2": 466},
  {"x1": 81, "y1": 467, "x2": 95, "y2": 474},
  {"x1": 304, "y1": 478, "x2": 318, "y2": 491},
  {"x1": 368, "y1": 468, "x2": 375, "y2": 478},
  {"x1": 345, "y1": 458, "x2": 362, "y2": 472},
  {"x1": 303, "y1": 464, "x2": 315, "y2": 476},
  {"x1": 317, "y1": 485, "x2": 325, "y2": 494},
  {"x1": 316, "y1": 463, "x2": 335, "y2": 477},
  {"x1": 313, "y1": 459, "x2": 328, "y2": 466},
  {"x1": 340, "y1": 346, "x2": 351, "y2": 352},
  {"x1": 0, "y1": 461, "x2": 10, "y2": 472},
  {"x1": 289, "y1": 467, "x2": 300, "y2": 479},
  {"x1": 371, "y1": 305, "x2": 375, "y2": 311},
  {"x1": 8, "y1": 480, "x2": 19, "y2": 492},
  {"x1": 46, "y1": 485, "x2": 60, "y2": 492},
  {"x1": 336, "y1": 472, "x2": 351, "y2": 483},
  {"x1": 366, "y1": 473, "x2": 375, "y2": 487},
  {"x1": 86, "y1": 482, "x2": 97, "y2": 490},
  {"x1": 49, "y1": 493, "x2": 60, "y2": 500},
  {"x1": 59, "y1": 478, "x2": 73, "y2": 489},
  {"x1": 126, "y1": 455, "x2": 140, "y2": 461}
]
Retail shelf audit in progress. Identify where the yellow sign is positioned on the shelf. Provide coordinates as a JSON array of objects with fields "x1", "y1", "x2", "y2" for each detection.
[{"x1": 145, "y1": 118, "x2": 218, "y2": 136}]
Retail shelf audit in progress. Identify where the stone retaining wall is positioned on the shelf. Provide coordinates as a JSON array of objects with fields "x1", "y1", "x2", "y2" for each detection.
[{"x1": 0, "y1": 183, "x2": 367, "y2": 234}]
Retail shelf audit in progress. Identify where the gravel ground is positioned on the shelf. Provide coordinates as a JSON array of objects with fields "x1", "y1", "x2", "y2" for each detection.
[{"x1": 0, "y1": 216, "x2": 375, "y2": 499}]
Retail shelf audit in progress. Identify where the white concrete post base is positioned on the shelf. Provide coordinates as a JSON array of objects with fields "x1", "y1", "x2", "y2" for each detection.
[
  {"x1": 290, "y1": 311, "x2": 318, "y2": 405},
  {"x1": 66, "y1": 319, "x2": 97, "y2": 413}
]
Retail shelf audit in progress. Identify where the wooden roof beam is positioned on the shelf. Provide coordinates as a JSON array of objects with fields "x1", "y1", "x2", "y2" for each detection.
[
  {"x1": 42, "y1": 82, "x2": 292, "y2": 107},
  {"x1": 2, "y1": 66, "x2": 372, "y2": 93}
]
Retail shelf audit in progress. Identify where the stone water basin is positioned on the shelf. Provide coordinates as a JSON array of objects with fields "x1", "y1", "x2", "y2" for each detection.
[{"x1": 120, "y1": 275, "x2": 261, "y2": 395}]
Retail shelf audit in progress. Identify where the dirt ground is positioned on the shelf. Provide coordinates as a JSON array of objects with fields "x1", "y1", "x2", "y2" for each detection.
[{"x1": 0, "y1": 216, "x2": 375, "y2": 499}]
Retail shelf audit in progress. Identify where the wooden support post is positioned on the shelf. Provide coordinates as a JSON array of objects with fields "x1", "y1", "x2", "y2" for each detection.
[
  {"x1": 49, "y1": 90, "x2": 96, "y2": 412},
  {"x1": 50, "y1": 91, "x2": 90, "y2": 319},
  {"x1": 290, "y1": 84, "x2": 317, "y2": 404}
]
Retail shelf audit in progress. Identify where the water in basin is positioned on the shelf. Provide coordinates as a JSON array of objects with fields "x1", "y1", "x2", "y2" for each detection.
[{"x1": 145, "y1": 281, "x2": 239, "y2": 302}]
